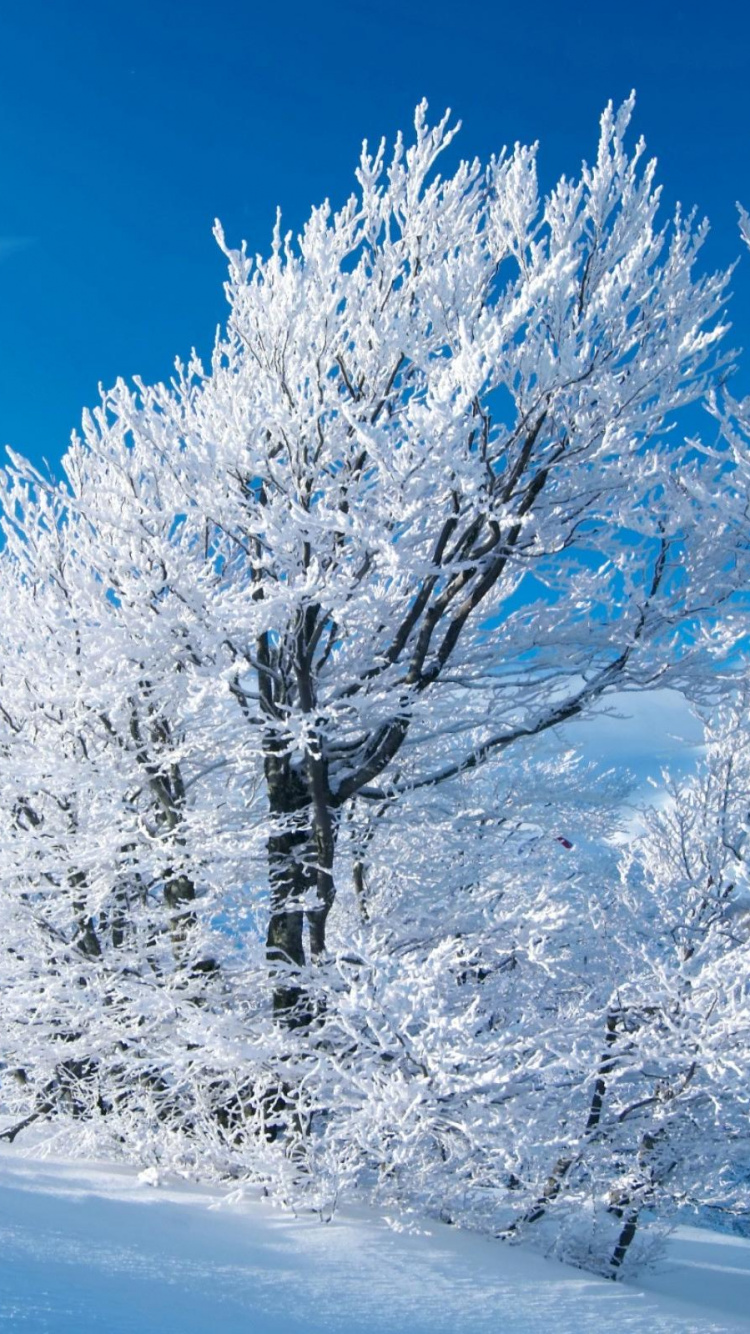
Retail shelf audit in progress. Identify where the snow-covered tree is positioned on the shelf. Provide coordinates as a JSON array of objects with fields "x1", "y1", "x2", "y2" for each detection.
[
  {"x1": 612, "y1": 699, "x2": 750, "y2": 1239},
  {"x1": 507, "y1": 694, "x2": 750, "y2": 1273},
  {"x1": 0, "y1": 96, "x2": 748, "y2": 1274},
  {"x1": 8, "y1": 96, "x2": 739, "y2": 1015}
]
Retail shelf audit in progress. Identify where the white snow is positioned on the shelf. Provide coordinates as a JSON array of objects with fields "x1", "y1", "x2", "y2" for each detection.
[{"x1": 0, "y1": 1147, "x2": 748, "y2": 1332}]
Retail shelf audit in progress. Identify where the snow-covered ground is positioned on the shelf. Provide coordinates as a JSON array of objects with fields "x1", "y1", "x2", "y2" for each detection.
[{"x1": 0, "y1": 1147, "x2": 747, "y2": 1332}]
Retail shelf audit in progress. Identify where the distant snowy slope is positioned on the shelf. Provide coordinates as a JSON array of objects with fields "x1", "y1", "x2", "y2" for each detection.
[
  {"x1": 0, "y1": 1148, "x2": 747, "y2": 1333},
  {"x1": 564, "y1": 687, "x2": 706, "y2": 803}
]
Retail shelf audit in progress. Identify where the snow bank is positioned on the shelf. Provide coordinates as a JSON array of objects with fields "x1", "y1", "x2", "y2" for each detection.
[{"x1": 0, "y1": 1147, "x2": 747, "y2": 1332}]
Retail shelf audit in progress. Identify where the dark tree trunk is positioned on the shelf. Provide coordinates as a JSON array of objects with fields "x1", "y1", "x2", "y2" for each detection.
[
  {"x1": 164, "y1": 867, "x2": 197, "y2": 952},
  {"x1": 264, "y1": 737, "x2": 316, "y2": 1024},
  {"x1": 609, "y1": 1210, "x2": 639, "y2": 1273},
  {"x1": 266, "y1": 818, "x2": 309, "y2": 1023},
  {"x1": 264, "y1": 748, "x2": 339, "y2": 1023},
  {"x1": 256, "y1": 609, "x2": 341, "y2": 1024}
]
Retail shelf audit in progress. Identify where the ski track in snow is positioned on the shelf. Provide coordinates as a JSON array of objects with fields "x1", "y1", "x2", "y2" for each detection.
[{"x1": 0, "y1": 1148, "x2": 748, "y2": 1333}]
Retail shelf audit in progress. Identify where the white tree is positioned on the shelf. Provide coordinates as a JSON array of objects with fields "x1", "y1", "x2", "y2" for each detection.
[
  {"x1": 606, "y1": 697, "x2": 750, "y2": 1253},
  {"x1": 0, "y1": 97, "x2": 748, "y2": 1272},
  {"x1": 10, "y1": 95, "x2": 738, "y2": 1020}
]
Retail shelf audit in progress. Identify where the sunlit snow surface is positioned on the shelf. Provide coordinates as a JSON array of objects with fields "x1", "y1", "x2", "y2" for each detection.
[{"x1": 0, "y1": 1149, "x2": 748, "y2": 1332}]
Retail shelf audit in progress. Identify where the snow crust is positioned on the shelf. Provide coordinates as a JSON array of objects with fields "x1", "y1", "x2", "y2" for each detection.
[{"x1": 0, "y1": 1147, "x2": 747, "y2": 1332}]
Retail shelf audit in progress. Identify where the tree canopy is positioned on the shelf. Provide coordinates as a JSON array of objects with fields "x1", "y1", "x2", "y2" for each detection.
[{"x1": 0, "y1": 98, "x2": 748, "y2": 1276}]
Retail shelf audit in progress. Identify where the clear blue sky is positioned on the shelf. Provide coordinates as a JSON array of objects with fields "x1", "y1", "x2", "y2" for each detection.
[{"x1": 1, "y1": 0, "x2": 748, "y2": 472}]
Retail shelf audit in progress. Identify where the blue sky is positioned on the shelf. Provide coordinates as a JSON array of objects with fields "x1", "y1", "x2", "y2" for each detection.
[{"x1": 1, "y1": 0, "x2": 749, "y2": 471}]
